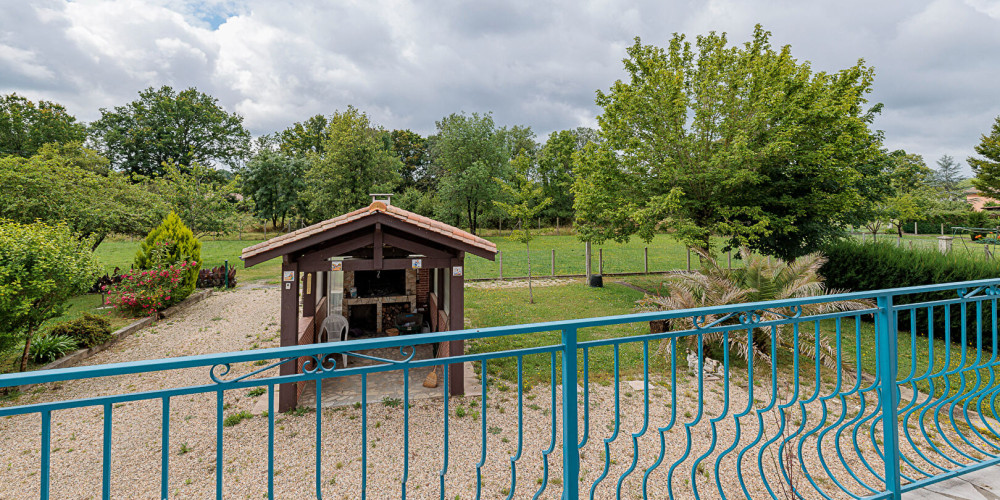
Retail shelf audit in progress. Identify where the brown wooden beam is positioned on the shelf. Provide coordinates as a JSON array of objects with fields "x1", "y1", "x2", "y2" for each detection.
[
  {"x1": 340, "y1": 257, "x2": 454, "y2": 271},
  {"x1": 373, "y1": 222, "x2": 383, "y2": 269},
  {"x1": 295, "y1": 233, "x2": 373, "y2": 268},
  {"x1": 449, "y1": 252, "x2": 465, "y2": 396},
  {"x1": 381, "y1": 232, "x2": 453, "y2": 259},
  {"x1": 279, "y1": 261, "x2": 300, "y2": 412},
  {"x1": 302, "y1": 271, "x2": 315, "y2": 318}
]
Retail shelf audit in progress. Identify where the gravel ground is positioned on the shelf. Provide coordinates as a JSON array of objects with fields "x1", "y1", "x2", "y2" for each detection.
[{"x1": 0, "y1": 287, "x2": 988, "y2": 499}]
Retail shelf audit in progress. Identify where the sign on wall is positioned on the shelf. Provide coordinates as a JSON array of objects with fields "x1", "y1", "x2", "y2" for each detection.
[
  {"x1": 411, "y1": 259, "x2": 423, "y2": 269},
  {"x1": 330, "y1": 261, "x2": 343, "y2": 271},
  {"x1": 283, "y1": 271, "x2": 295, "y2": 282},
  {"x1": 452, "y1": 266, "x2": 463, "y2": 277}
]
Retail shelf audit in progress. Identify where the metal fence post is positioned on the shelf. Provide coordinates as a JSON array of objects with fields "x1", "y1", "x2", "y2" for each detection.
[
  {"x1": 561, "y1": 327, "x2": 580, "y2": 498},
  {"x1": 585, "y1": 241, "x2": 591, "y2": 282},
  {"x1": 644, "y1": 247, "x2": 649, "y2": 274},
  {"x1": 498, "y1": 251, "x2": 503, "y2": 280},
  {"x1": 551, "y1": 249, "x2": 556, "y2": 277},
  {"x1": 224, "y1": 260, "x2": 229, "y2": 289},
  {"x1": 598, "y1": 248, "x2": 603, "y2": 275},
  {"x1": 876, "y1": 294, "x2": 902, "y2": 499},
  {"x1": 686, "y1": 248, "x2": 691, "y2": 272}
]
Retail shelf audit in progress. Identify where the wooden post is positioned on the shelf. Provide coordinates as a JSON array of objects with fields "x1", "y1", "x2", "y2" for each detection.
[
  {"x1": 644, "y1": 247, "x2": 649, "y2": 274},
  {"x1": 551, "y1": 249, "x2": 555, "y2": 277},
  {"x1": 941, "y1": 223, "x2": 944, "y2": 235},
  {"x1": 449, "y1": 254, "x2": 465, "y2": 396},
  {"x1": 686, "y1": 248, "x2": 691, "y2": 272},
  {"x1": 599, "y1": 248, "x2": 603, "y2": 275},
  {"x1": 728, "y1": 249, "x2": 732, "y2": 270},
  {"x1": 556, "y1": 217, "x2": 560, "y2": 235},
  {"x1": 498, "y1": 251, "x2": 503, "y2": 280},
  {"x1": 914, "y1": 222, "x2": 918, "y2": 235},
  {"x1": 279, "y1": 259, "x2": 300, "y2": 412},
  {"x1": 585, "y1": 241, "x2": 592, "y2": 282}
]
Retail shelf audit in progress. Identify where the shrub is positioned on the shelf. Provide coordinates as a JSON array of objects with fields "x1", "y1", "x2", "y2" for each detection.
[
  {"x1": 820, "y1": 239, "x2": 1000, "y2": 346},
  {"x1": 28, "y1": 334, "x2": 79, "y2": 363},
  {"x1": 0, "y1": 221, "x2": 100, "y2": 371},
  {"x1": 47, "y1": 312, "x2": 113, "y2": 348},
  {"x1": 135, "y1": 212, "x2": 202, "y2": 301},
  {"x1": 106, "y1": 261, "x2": 195, "y2": 316}
]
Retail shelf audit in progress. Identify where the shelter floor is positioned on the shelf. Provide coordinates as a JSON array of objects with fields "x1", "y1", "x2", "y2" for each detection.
[
  {"x1": 904, "y1": 466, "x2": 1000, "y2": 499},
  {"x1": 297, "y1": 344, "x2": 481, "y2": 408}
]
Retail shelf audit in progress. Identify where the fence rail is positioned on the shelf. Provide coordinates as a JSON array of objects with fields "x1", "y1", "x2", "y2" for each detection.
[{"x1": 3, "y1": 279, "x2": 1000, "y2": 498}]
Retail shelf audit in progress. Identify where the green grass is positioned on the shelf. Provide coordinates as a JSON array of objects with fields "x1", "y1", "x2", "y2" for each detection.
[
  {"x1": 465, "y1": 281, "x2": 657, "y2": 385},
  {"x1": 93, "y1": 238, "x2": 281, "y2": 284}
]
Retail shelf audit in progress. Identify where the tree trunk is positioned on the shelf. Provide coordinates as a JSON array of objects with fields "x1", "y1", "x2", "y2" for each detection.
[
  {"x1": 526, "y1": 238, "x2": 534, "y2": 304},
  {"x1": 19, "y1": 332, "x2": 33, "y2": 372},
  {"x1": 90, "y1": 233, "x2": 107, "y2": 252}
]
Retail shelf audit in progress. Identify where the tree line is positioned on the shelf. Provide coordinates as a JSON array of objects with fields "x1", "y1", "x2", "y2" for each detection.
[{"x1": 2, "y1": 25, "x2": 1000, "y2": 261}]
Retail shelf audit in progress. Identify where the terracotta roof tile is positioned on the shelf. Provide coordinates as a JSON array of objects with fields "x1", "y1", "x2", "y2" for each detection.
[{"x1": 242, "y1": 202, "x2": 497, "y2": 261}]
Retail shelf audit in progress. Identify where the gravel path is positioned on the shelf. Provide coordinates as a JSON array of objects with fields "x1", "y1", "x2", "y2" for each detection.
[{"x1": 0, "y1": 287, "x2": 984, "y2": 499}]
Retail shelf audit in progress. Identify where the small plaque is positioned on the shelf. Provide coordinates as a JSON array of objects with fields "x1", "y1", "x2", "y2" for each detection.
[
  {"x1": 330, "y1": 261, "x2": 343, "y2": 271},
  {"x1": 283, "y1": 271, "x2": 295, "y2": 282},
  {"x1": 452, "y1": 266, "x2": 463, "y2": 277},
  {"x1": 284, "y1": 282, "x2": 291, "y2": 290},
  {"x1": 411, "y1": 259, "x2": 423, "y2": 269}
]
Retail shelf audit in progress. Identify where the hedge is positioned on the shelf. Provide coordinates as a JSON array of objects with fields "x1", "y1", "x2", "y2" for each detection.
[{"x1": 820, "y1": 239, "x2": 1000, "y2": 347}]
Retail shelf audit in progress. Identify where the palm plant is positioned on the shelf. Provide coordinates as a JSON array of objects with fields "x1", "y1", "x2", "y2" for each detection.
[{"x1": 640, "y1": 247, "x2": 873, "y2": 370}]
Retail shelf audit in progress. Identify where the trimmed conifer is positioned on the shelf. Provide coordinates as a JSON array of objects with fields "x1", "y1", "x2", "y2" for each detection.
[{"x1": 134, "y1": 211, "x2": 202, "y2": 300}]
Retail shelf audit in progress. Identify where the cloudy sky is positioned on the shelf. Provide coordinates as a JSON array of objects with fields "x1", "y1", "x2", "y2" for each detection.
[{"x1": 2, "y1": 0, "x2": 999, "y2": 173}]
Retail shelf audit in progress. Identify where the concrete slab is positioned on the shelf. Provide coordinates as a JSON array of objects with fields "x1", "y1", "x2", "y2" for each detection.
[{"x1": 905, "y1": 466, "x2": 1000, "y2": 500}]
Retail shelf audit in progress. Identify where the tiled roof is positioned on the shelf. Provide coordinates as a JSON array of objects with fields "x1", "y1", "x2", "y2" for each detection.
[{"x1": 241, "y1": 201, "x2": 498, "y2": 261}]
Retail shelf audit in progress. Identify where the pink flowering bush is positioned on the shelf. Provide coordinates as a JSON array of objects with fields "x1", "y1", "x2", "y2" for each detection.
[{"x1": 104, "y1": 261, "x2": 195, "y2": 317}]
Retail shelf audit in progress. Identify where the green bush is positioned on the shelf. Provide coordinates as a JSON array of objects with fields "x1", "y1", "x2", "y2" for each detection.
[
  {"x1": 28, "y1": 334, "x2": 79, "y2": 363},
  {"x1": 47, "y1": 312, "x2": 113, "y2": 348},
  {"x1": 820, "y1": 239, "x2": 1000, "y2": 346},
  {"x1": 134, "y1": 211, "x2": 202, "y2": 302}
]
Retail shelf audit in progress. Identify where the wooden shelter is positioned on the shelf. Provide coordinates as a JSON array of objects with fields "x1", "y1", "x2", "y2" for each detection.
[{"x1": 241, "y1": 199, "x2": 498, "y2": 411}]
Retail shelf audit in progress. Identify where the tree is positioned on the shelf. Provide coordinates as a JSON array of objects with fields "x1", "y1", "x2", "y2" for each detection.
[
  {"x1": 431, "y1": 112, "x2": 510, "y2": 235},
  {"x1": 279, "y1": 114, "x2": 329, "y2": 158},
  {"x1": 0, "y1": 221, "x2": 100, "y2": 371},
  {"x1": 134, "y1": 212, "x2": 203, "y2": 301},
  {"x1": 970, "y1": 116, "x2": 1000, "y2": 200},
  {"x1": 0, "y1": 93, "x2": 86, "y2": 157},
  {"x1": 89, "y1": 86, "x2": 251, "y2": 177},
  {"x1": 537, "y1": 128, "x2": 598, "y2": 221},
  {"x1": 303, "y1": 107, "x2": 401, "y2": 220},
  {"x1": 931, "y1": 154, "x2": 965, "y2": 201},
  {"x1": 494, "y1": 154, "x2": 552, "y2": 303},
  {"x1": 242, "y1": 150, "x2": 308, "y2": 227},
  {"x1": 574, "y1": 27, "x2": 886, "y2": 260},
  {"x1": 390, "y1": 129, "x2": 430, "y2": 191},
  {"x1": 0, "y1": 152, "x2": 167, "y2": 249},
  {"x1": 149, "y1": 162, "x2": 242, "y2": 236}
]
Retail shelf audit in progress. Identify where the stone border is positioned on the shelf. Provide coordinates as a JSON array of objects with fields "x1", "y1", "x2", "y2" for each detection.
[{"x1": 31, "y1": 289, "x2": 214, "y2": 374}]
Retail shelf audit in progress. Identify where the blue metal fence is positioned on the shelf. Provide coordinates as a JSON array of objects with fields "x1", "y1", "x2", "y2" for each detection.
[{"x1": 3, "y1": 279, "x2": 1000, "y2": 498}]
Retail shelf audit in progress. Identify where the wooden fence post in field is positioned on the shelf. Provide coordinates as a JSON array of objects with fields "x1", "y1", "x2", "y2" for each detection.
[
  {"x1": 941, "y1": 223, "x2": 944, "y2": 235},
  {"x1": 599, "y1": 248, "x2": 604, "y2": 275},
  {"x1": 556, "y1": 217, "x2": 560, "y2": 235},
  {"x1": 585, "y1": 241, "x2": 592, "y2": 282},
  {"x1": 644, "y1": 247, "x2": 649, "y2": 274},
  {"x1": 498, "y1": 251, "x2": 503, "y2": 280},
  {"x1": 686, "y1": 248, "x2": 691, "y2": 272},
  {"x1": 551, "y1": 249, "x2": 555, "y2": 277}
]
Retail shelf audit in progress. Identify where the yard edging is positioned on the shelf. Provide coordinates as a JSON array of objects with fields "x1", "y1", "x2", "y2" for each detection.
[{"x1": 17, "y1": 289, "x2": 214, "y2": 390}]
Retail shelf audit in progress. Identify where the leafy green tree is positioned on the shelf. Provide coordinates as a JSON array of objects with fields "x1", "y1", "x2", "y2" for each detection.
[
  {"x1": 35, "y1": 141, "x2": 112, "y2": 175},
  {"x1": 242, "y1": 150, "x2": 308, "y2": 227},
  {"x1": 931, "y1": 154, "x2": 965, "y2": 201},
  {"x1": 0, "y1": 93, "x2": 86, "y2": 157},
  {"x1": 431, "y1": 112, "x2": 510, "y2": 235},
  {"x1": 390, "y1": 129, "x2": 430, "y2": 191},
  {"x1": 0, "y1": 152, "x2": 167, "y2": 249},
  {"x1": 89, "y1": 86, "x2": 251, "y2": 177},
  {"x1": 0, "y1": 221, "x2": 100, "y2": 371},
  {"x1": 279, "y1": 114, "x2": 328, "y2": 158},
  {"x1": 303, "y1": 107, "x2": 401, "y2": 220},
  {"x1": 575, "y1": 26, "x2": 886, "y2": 260},
  {"x1": 970, "y1": 116, "x2": 1000, "y2": 200},
  {"x1": 494, "y1": 154, "x2": 552, "y2": 303},
  {"x1": 537, "y1": 128, "x2": 597, "y2": 221},
  {"x1": 149, "y1": 162, "x2": 241, "y2": 236},
  {"x1": 393, "y1": 187, "x2": 438, "y2": 216},
  {"x1": 134, "y1": 211, "x2": 202, "y2": 300}
]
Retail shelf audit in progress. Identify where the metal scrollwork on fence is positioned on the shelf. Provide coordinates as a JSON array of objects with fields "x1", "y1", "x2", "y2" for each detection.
[
  {"x1": 344, "y1": 344, "x2": 417, "y2": 365},
  {"x1": 209, "y1": 357, "x2": 298, "y2": 384}
]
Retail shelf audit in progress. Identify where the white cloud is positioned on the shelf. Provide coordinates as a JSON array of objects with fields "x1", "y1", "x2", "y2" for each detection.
[{"x1": 0, "y1": 0, "x2": 998, "y2": 172}]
